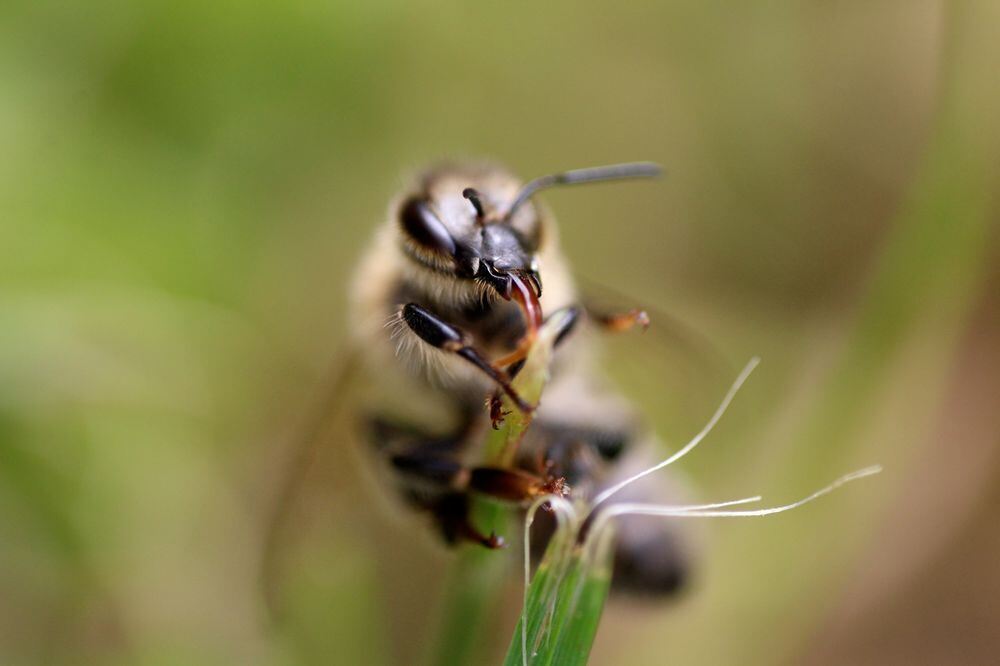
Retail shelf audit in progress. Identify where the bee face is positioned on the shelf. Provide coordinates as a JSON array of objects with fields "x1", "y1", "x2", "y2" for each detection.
[{"x1": 395, "y1": 164, "x2": 543, "y2": 301}]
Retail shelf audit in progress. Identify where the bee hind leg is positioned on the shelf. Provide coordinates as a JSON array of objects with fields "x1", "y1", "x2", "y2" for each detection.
[
  {"x1": 391, "y1": 449, "x2": 565, "y2": 548},
  {"x1": 379, "y1": 442, "x2": 507, "y2": 549},
  {"x1": 433, "y1": 494, "x2": 506, "y2": 549}
]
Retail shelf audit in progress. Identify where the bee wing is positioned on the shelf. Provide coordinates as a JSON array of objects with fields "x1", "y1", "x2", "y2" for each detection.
[
  {"x1": 260, "y1": 346, "x2": 365, "y2": 618},
  {"x1": 576, "y1": 273, "x2": 735, "y2": 439}
]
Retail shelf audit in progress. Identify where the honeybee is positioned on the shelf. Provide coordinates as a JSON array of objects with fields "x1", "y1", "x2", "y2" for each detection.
[{"x1": 344, "y1": 160, "x2": 695, "y2": 594}]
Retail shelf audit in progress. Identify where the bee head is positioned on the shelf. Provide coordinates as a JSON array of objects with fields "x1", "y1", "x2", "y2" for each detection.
[
  {"x1": 395, "y1": 165, "x2": 543, "y2": 302},
  {"x1": 395, "y1": 161, "x2": 660, "y2": 301}
]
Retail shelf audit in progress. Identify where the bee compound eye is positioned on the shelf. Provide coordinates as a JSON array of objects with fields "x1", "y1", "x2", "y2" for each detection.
[{"x1": 399, "y1": 198, "x2": 457, "y2": 257}]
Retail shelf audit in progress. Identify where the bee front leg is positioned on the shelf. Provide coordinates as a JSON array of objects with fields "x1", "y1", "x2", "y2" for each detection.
[
  {"x1": 401, "y1": 302, "x2": 533, "y2": 413},
  {"x1": 482, "y1": 306, "x2": 582, "y2": 429}
]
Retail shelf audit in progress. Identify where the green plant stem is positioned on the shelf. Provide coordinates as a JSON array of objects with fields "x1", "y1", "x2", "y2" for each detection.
[
  {"x1": 430, "y1": 526, "x2": 510, "y2": 666},
  {"x1": 503, "y1": 511, "x2": 614, "y2": 666},
  {"x1": 427, "y1": 313, "x2": 570, "y2": 666}
]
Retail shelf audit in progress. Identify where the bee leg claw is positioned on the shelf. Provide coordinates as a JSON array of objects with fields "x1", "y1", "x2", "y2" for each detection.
[
  {"x1": 487, "y1": 394, "x2": 511, "y2": 429},
  {"x1": 485, "y1": 532, "x2": 506, "y2": 549},
  {"x1": 465, "y1": 528, "x2": 506, "y2": 550},
  {"x1": 452, "y1": 517, "x2": 506, "y2": 550},
  {"x1": 434, "y1": 494, "x2": 507, "y2": 549}
]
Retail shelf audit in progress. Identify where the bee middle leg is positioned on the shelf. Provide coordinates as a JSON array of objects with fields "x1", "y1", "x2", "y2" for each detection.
[
  {"x1": 587, "y1": 306, "x2": 650, "y2": 333},
  {"x1": 495, "y1": 303, "x2": 634, "y2": 379},
  {"x1": 368, "y1": 415, "x2": 568, "y2": 549}
]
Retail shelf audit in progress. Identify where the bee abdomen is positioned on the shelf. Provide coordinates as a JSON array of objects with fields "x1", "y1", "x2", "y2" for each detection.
[{"x1": 609, "y1": 517, "x2": 691, "y2": 596}]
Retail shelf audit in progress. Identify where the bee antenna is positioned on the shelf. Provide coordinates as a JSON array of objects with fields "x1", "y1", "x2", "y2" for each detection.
[
  {"x1": 462, "y1": 188, "x2": 487, "y2": 225},
  {"x1": 505, "y1": 161, "x2": 662, "y2": 220}
]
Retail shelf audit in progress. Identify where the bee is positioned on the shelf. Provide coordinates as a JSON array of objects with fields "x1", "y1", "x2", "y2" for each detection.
[{"x1": 345, "y1": 160, "x2": 695, "y2": 594}]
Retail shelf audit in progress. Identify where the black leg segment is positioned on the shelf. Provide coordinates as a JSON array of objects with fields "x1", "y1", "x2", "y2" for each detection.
[
  {"x1": 401, "y1": 303, "x2": 533, "y2": 413},
  {"x1": 551, "y1": 306, "x2": 582, "y2": 347}
]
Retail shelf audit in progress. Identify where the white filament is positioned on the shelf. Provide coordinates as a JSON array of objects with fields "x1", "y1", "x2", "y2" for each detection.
[
  {"x1": 570, "y1": 495, "x2": 764, "y2": 597},
  {"x1": 591, "y1": 357, "x2": 760, "y2": 508},
  {"x1": 636, "y1": 495, "x2": 764, "y2": 513},
  {"x1": 515, "y1": 353, "x2": 882, "y2": 664},
  {"x1": 605, "y1": 465, "x2": 882, "y2": 520},
  {"x1": 584, "y1": 465, "x2": 883, "y2": 563}
]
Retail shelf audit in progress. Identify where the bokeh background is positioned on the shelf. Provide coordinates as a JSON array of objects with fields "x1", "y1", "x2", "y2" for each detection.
[{"x1": 2, "y1": 1, "x2": 999, "y2": 664}]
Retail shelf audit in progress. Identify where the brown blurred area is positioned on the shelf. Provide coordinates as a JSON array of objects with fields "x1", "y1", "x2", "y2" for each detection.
[
  {"x1": 802, "y1": 276, "x2": 1000, "y2": 666},
  {"x1": 1, "y1": 0, "x2": 998, "y2": 664}
]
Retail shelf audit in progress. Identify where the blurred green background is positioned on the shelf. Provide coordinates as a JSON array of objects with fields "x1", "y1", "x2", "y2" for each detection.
[{"x1": 2, "y1": 1, "x2": 999, "y2": 664}]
